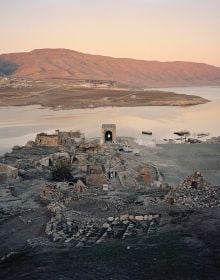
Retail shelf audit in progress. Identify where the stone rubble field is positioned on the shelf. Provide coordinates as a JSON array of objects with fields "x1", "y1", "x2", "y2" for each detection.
[{"x1": 0, "y1": 135, "x2": 220, "y2": 279}]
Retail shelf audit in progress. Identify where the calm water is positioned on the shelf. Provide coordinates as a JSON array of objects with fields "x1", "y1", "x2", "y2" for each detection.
[{"x1": 0, "y1": 87, "x2": 220, "y2": 155}]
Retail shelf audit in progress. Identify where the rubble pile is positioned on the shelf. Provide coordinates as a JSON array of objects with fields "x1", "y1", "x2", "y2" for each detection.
[
  {"x1": 41, "y1": 183, "x2": 68, "y2": 203},
  {"x1": 135, "y1": 167, "x2": 152, "y2": 186},
  {"x1": 43, "y1": 182, "x2": 89, "y2": 242},
  {"x1": 41, "y1": 180, "x2": 88, "y2": 203},
  {"x1": 166, "y1": 172, "x2": 220, "y2": 208},
  {"x1": 45, "y1": 204, "x2": 89, "y2": 242}
]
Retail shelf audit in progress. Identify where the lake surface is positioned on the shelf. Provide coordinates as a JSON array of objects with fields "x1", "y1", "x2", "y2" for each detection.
[{"x1": 0, "y1": 86, "x2": 220, "y2": 155}]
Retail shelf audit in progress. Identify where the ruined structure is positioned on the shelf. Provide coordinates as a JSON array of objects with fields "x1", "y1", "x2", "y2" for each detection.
[
  {"x1": 78, "y1": 140, "x2": 100, "y2": 154},
  {"x1": 73, "y1": 179, "x2": 87, "y2": 193},
  {"x1": 35, "y1": 130, "x2": 85, "y2": 149},
  {"x1": 18, "y1": 128, "x2": 158, "y2": 191},
  {"x1": 3, "y1": 126, "x2": 220, "y2": 280},
  {"x1": 166, "y1": 172, "x2": 220, "y2": 208},
  {"x1": 37, "y1": 152, "x2": 71, "y2": 167},
  {"x1": 35, "y1": 132, "x2": 59, "y2": 147},
  {"x1": 0, "y1": 163, "x2": 18, "y2": 182},
  {"x1": 72, "y1": 153, "x2": 88, "y2": 172},
  {"x1": 101, "y1": 124, "x2": 116, "y2": 144},
  {"x1": 58, "y1": 130, "x2": 85, "y2": 148}
]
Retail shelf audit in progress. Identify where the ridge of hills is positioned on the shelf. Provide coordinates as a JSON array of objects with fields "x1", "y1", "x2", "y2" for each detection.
[{"x1": 1, "y1": 48, "x2": 220, "y2": 87}]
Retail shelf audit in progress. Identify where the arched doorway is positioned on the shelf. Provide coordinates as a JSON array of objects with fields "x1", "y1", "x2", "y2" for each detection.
[
  {"x1": 72, "y1": 157, "x2": 79, "y2": 166},
  {"x1": 105, "y1": 130, "x2": 113, "y2": 142},
  {"x1": 101, "y1": 124, "x2": 116, "y2": 145}
]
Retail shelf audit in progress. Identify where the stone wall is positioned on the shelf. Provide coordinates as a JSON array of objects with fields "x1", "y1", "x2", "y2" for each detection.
[
  {"x1": 58, "y1": 131, "x2": 85, "y2": 148},
  {"x1": 35, "y1": 130, "x2": 85, "y2": 148},
  {"x1": 35, "y1": 133, "x2": 59, "y2": 147},
  {"x1": 74, "y1": 154, "x2": 88, "y2": 172}
]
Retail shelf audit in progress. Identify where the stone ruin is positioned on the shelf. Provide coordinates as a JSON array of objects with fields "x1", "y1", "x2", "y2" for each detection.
[
  {"x1": 45, "y1": 210, "x2": 160, "y2": 244},
  {"x1": 73, "y1": 179, "x2": 87, "y2": 193},
  {"x1": 37, "y1": 152, "x2": 71, "y2": 167},
  {"x1": 35, "y1": 132, "x2": 59, "y2": 147},
  {"x1": 40, "y1": 183, "x2": 72, "y2": 206},
  {"x1": 34, "y1": 135, "x2": 158, "y2": 190},
  {"x1": 0, "y1": 163, "x2": 18, "y2": 183},
  {"x1": 35, "y1": 130, "x2": 85, "y2": 149},
  {"x1": 41, "y1": 180, "x2": 87, "y2": 203},
  {"x1": 166, "y1": 171, "x2": 220, "y2": 208},
  {"x1": 101, "y1": 124, "x2": 116, "y2": 144}
]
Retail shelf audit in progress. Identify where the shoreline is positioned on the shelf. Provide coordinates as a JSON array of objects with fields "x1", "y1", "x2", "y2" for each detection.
[
  {"x1": 0, "y1": 100, "x2": 210, "y2": 110},
  {"x1": 0, "y1": 87, "x2": 209, "y2": 110}
]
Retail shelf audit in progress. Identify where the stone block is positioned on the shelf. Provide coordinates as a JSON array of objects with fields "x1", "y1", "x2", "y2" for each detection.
[
  {"x1": 128, "y1": 215, "x2": 135, "y2": 220},
  {"x1": 135, "y1": 215, "x2": 144, "y2": 221},
  {"x1": 120, "y1": 214, "x2": 129, "y2": 221},
  {"x1": 153, "y1": 214, "x2": 160, "y2": 219}
]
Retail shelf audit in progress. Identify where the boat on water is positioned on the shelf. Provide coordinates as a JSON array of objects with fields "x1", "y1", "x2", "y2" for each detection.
[
  {"x1": 174, "y1": 131, "x2": 190, "y2": 137},
  {"x1": 142, "y1": 131, "x2": 152, "y2": 135}
]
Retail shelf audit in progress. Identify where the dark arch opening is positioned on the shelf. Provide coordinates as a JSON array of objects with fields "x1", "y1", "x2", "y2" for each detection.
[
  {"x1": 191, "y1": 181, "x2": 198, "y2": 189},
  {"x1": 105, "y1": 130, "x2": 113, "y2": 142},
  {"x1": 72, "y1": 157, "x2": 79, "y2": 166},
  {"x1": 49, "y1": 158, "x2": 53, "y2": 167}
]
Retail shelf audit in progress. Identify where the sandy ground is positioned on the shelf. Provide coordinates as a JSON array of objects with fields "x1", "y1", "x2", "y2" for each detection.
[{"x1": 0, "y1": 86, "x2": 209, "y2": 109}]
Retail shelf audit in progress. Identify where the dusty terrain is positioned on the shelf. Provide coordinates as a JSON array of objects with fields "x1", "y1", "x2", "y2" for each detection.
[
  {"x1": 1, "y1": 48, "x2": 220, "y2": 87},
  {"x1": 0, "y1": 135, "x2": 220, "y2": 280},
  {"x1": 0, "y1": 78, "x2": 209, "y2": 109}
]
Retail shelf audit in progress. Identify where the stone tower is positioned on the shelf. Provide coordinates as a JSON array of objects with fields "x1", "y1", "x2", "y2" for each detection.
[{"x1": 101, "y1": 124, "x2": 116, "y2": 144}]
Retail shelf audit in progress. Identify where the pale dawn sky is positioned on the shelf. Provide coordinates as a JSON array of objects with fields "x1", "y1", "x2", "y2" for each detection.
[{"x1": 0, "y1": 0, "x2": 220, "y2": 66}]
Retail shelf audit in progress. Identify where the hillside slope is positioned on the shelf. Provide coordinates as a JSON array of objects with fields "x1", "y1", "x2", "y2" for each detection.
[{"x1": 1, "y1": 48, "x2": 220, "y2": 87}]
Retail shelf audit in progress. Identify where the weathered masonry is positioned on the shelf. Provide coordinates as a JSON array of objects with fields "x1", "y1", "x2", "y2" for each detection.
[
  {"x1": 0, "y1": 163, "x2": 18, "y2": 183},
  {"x1": 35, "y1": 132, "x2": 59, "y2": 146},
  {"x1": 35, "y1": 130, "x2": 85, "y2": 148},
  {"x1": 101, "y1": 124, "x2": 116, "y2": 144}
]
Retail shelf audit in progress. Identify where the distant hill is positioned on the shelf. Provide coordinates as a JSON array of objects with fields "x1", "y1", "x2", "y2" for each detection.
[{"x1": 1, "y1": 48, "x2": 220, "y2": 87}]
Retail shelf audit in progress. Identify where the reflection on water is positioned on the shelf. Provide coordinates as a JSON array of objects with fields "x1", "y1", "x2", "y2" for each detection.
[{"x1": 0, "y1": 87, "x2": 220, "y2": 155}]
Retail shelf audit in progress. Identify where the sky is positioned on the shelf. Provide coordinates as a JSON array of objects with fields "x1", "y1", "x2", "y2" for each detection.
[{"x1": 0, "y1": 0, "x2": 220, "y2": 66}]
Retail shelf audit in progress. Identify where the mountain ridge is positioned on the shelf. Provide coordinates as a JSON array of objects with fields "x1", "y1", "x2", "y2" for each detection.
[{"x1": 1, "y1": 48, "x2": 220, "y2": 87}]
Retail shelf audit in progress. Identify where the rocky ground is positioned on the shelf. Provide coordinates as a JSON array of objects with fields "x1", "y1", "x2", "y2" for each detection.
[{"x1": 0, "y1": 142, "x2": 220, "y2": 279}]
